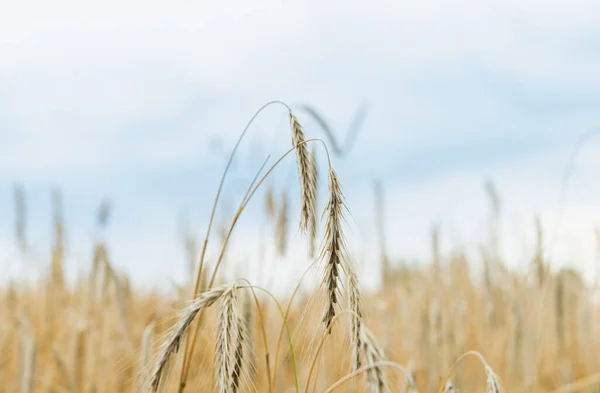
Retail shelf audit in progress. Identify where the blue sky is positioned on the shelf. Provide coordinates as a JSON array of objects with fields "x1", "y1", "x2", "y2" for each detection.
[{"x1": 2, "y1": 0, "x2": 600, "y2": 288}]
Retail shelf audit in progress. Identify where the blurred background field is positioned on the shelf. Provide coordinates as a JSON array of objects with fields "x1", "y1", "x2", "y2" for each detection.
[{"x1": 3, "y1": 173, "x2": 600, "y2": 393}]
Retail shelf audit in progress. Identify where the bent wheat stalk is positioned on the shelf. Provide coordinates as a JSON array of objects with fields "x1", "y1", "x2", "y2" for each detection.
[
  {"x1": 323, "y1": 361, "x2": 412, "y2": 393},
  {"x1": 438, "y1": 351, "x2": 501, "y2": 393},
  {"x1": 179, "y1": 100, "x2": 293, "y2": 393}
]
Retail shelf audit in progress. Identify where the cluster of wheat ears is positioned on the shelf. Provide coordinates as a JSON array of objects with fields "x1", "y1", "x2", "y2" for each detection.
[{"x1": 3, "y1": 101, "x2": 600, "y2": 393}]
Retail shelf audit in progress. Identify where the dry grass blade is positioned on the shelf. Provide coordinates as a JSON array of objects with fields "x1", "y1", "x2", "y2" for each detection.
[
  {"x1": 321, "y1": 168, "x2": 346, "y2": 330},
  {"x1": 150, "y1": 286, "x2": 228, "y2": 392},
  {"x1": 290, "y1": 112, "x2": 317, "y2": 242}
]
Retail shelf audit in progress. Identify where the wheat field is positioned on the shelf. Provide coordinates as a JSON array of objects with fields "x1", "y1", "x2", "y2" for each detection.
[{"x1": 2, "y1": 103, "x2": 600, "y2": 393}]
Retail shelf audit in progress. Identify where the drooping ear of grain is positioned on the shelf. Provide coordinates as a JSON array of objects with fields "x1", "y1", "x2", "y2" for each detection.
[
  {"x1": 216, "y1": 286, "x2": 239, "y2": 393},
  {"x1": 289, "y1": 112, "x2": 317, "y2": 245},
  {"x1": 346, "y1": 262, "x2": 363, "y2": 372},
  {"x1": 321, "y1": 168, "x2": 347, "y2": 330},
  {"x1": 361, "y1": 327, "x2": 389, "y2": 393},
  {"x1": 151, "y1": 286, "x2": 228, "y2": 392}
]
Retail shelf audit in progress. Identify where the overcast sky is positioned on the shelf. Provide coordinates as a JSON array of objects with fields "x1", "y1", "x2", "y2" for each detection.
[{"x1": 2, "y1": 0, "x2": 600, "y2": 288}]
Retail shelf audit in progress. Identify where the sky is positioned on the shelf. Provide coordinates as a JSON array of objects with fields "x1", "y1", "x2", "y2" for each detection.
[{"x1": 2, "y1": 0, "x2": 600, "y2": 289}]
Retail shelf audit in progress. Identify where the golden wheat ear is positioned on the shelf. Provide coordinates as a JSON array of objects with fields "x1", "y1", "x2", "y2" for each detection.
[
  {"x1": 361, "y1": 327, "x2": 390, "y2": 393},
  {"x1": 321, "y1": 168, "x2": 346, "y2": 331},
  {"x1": 150, "y1": 286, "x2": 228, "y2": 392},
  {"x1": 217, "y1": 285, "x2": 243, "y2": 393},
  {"x1": 346, "y1": 261, "x2": 363, "y2": 372},
  {"x1": 290, "y1": 112, "x2": 317, "y2": 242},
  {"x1": 230, "y1": 301, "x2": 249, "y2": 393}
]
